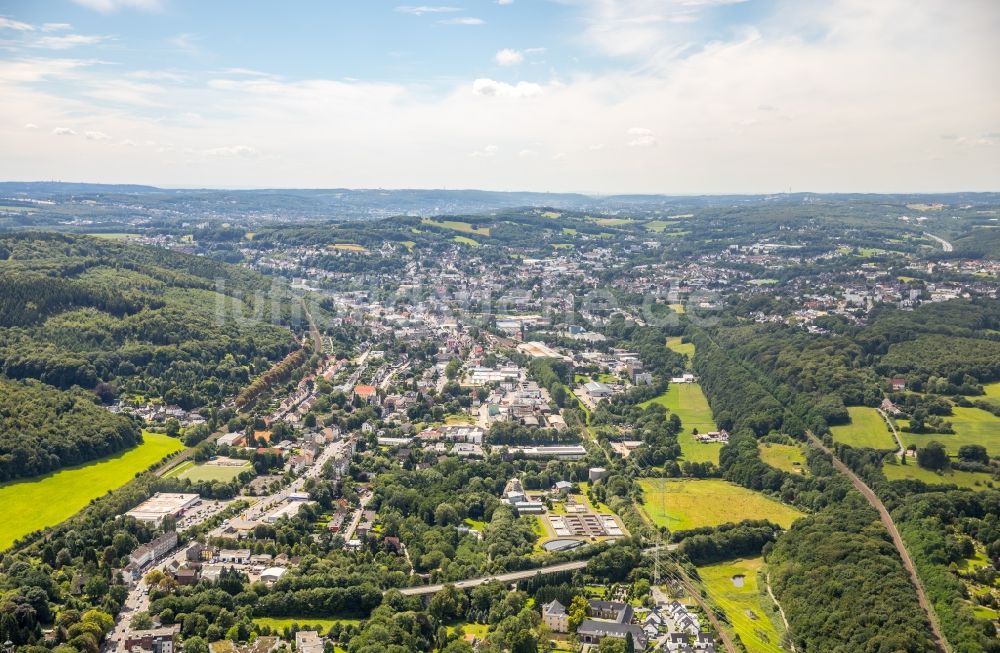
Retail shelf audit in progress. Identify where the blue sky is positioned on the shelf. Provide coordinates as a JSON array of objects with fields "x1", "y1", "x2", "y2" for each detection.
[{"x1": 1, "y1": 0, "x2": 998, "y2": 192}]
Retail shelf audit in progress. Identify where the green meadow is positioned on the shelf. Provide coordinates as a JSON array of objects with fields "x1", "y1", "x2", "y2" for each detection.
[
  {"x1": 698, "y1": 557, "x2": 786, "y2": 653},
  {"x1": 883, "y1": 457, "x2": 995, "y2": 490},
  {"x1": 0, "y1": 432, "x2": 184, "y2": 550},
  {"x1": 897, "y1": 406, "x2": 1000, "y2": 456},
  {"x1": 830, "y1": 407, "x2": 896, "y2": 450},
  {"x1": 759, "y1": 443, "x2": 808, "y2": 475},
  {"x1": 640, "y1": 382, "x2": 720, "y2": 463},
  {"x1": 638, "y1": 478, "x2": 804, "y2": 531}
]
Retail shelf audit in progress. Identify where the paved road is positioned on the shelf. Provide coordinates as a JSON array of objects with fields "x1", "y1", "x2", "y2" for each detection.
[
  {"x1": 395, "y1": 559, "x2": 589, "y2": 596},
  {"x1": 806, "y1": 432, "x2": 949, "y2": 653},
  {"x1": 923, "y1": 232, "x2": 953, "y2": 252},
  {"x1": 877, "y1": 407, "x2": 905, "y2": 456},
  {"x1": 395, "y1": 543, "x2": 679, "y2": 597}
]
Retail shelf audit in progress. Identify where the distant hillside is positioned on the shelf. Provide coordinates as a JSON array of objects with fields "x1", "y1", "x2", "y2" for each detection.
[{"x1": 3, "y1": 182, "x2": 998, "y2": 223}]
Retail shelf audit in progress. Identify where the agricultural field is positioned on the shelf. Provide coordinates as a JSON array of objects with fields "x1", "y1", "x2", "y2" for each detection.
[
  {"x1": 166, "y1": 459, "x2": 251, "y2": 482},
  {"x1": 253, "y1": 617, "x2": 361, "y2": 635},
  {"x1": 697, "y1": 557, "x2": 787, "y2": 653},
  {"x1": 453, "y1": 235, "x2": 480, "y2": 247},
  {"x1": 758, "y1": 443, "x2": 808, "y2": 475},
  {"x1": 330, "y1": 243, "x2": 368, "y2": 253},
  {"x1": 421, "y1": 218, "x2": 491, "y2": 236},
  {"x1": 882, "y1": 458, "x2": 996, "y2": 490},
  {"x1": 637, "y1": 479, "x2": 804, "y2": 531},
  {"x1": 830, "y1": 407, "x2": 897, "y2": 450},
  {"x1": 640, "y1": 382, "x2": 720, "y2": 463},
  {"x1": 897, "y1": 406, "x2": 1000, "y2": 456},
  {"x1": 0, "y1": 432, "x2": 184, "y2": 550}
]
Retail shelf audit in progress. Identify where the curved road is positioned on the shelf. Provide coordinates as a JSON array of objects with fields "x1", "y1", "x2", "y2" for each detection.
[
  {"x1": 923, "y1": 232, "x2": 953, "y2": 252},
  {"x1": 806, "y1": 432, "x2": 949, "y2": 652}
]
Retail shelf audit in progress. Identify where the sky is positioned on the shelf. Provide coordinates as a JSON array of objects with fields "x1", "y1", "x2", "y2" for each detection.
[{"x1": 0, "y1": 0, "x2": 998, "y2": 193}]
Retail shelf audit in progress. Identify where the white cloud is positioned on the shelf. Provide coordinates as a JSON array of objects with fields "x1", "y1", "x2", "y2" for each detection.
[
  {"x1": 32, "y1": 34, "x2": 106, "y2": 49},
  {"x1": 440, "y1": 17, "x2": 485, "y2": 25},
  {"x1": 1, "y1": 0, "x2": 997, "y2": 193},
  {"x1": 202, "y1": 145, "x2": 259, "y2": 157},
  {"x1": 52, "y1": 127, "x2": 77, "y2": 136},
  {"x1": 588, "y1": 143, "x2": 605, "y2": 151},
  {"x1": 470, "y1": 144, "x2": 499, "y2": 157},
  {"x1": 518, "y1": 149, "x2": 539, "y2": 157},
  {"x1": 495, "y1": 48, "x2": 524, "y2": 66},
  {"x1": 24, "y1": 123, "x2": 38, "y2": 130},
  {"x1": 120, "y1": 139, "x2": 136, "y2": 146},
  {"x1": 0, "y1": 17, "x2": 35, "y2": 31},
  {"x1": 626, "y1": 126, "x2": 657, "y2": 147},
  {"x1": 394, "y1": 5, "x2": 460, "y2": 15},
  {"x1": 170, "y1": 33, "x2": 201, "y2": 54},
  {"x1": 71, "y1": 0, "x2": 162, "y2": 12},
  {"x1": 42, "y1": 23, "x2": 73, "y2": 32},
  {"x1": 498, "y1": 0, "x2": 514, "y2": 4},
  {"x1": 551, "y1": 152, "x2": 567, "y2": 160},
  {"x1": 472, "y1": 78, "x2": 542, "y2": 98},
  {"x1": 85, "y1": 130, "x2": 109, "y2": 140}
]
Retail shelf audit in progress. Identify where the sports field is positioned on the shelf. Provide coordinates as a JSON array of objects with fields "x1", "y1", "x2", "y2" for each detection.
[
  {"x1": 897, "y1": 406, "x2": 1000, "y2": 456},
  {"x1": 640, "y1": 382, "x2": 720, "y2": 463},
  {"x1": 882, "y1": 458, "x2": 994, "y2": 490},
  {"x1": 830, "y1": 407, "x2": 896, "y2": 449},
  {"x1": 166, "y1": 459, "x2": 251, "y2": 482},
  {"x1": 698, "y1": 557, "x2": 786, "y2": 653},
  {"x1": 637, "y1": 478, "x2": 804, "y2": 531},
  {"x1": 0, "y1": 432, "x2": 184, "y2": 550},
  {"x1": 758, "y1": 443, "x2": 808, "y2": 475}
]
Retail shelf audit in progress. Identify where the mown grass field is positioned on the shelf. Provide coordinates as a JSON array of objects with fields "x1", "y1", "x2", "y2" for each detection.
[
  {"x1": 637, "y1": 479, "x2": 804, "y2": 531},
  {"x1": 253, "y1": 617, "x2": 362, "y2": 635},
  {"x1": 698, "y1": 557, "x2": 786, "y2": 653},
  {"x1": 678, "y1": 431, "x2": 723, "y2": 464},
  {"x1": 882, "y1": 458, "x2": 995, "y2": 490},
  {"x1": 165, "y1": 460, "x2": 251, "y2": 482},
  {"x1": 453, "y1": 235, "x2": 480, "y2": 247},
  {"x1": 897, "y1": 406, "x2": 1000, "y2": 456},
  {"x1": 421, "y1": 218, "x2": 491, "y2": 236},
  {"x1": 0, "y1": 432, "x2": 184, "y2": 550},
  {"x1": 830, "y1": 406, "x2": 896, "y2": 449},
  {"x1": 640, "y1": 382, "x2": 720, "y2": 463},
  {"x1": 758, "y1": 443, "x2": 808, "y2": 475}
]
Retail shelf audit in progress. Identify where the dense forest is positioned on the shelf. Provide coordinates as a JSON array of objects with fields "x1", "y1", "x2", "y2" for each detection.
[
  {"x1": 0, "y1": 378, "x2": 140, "y2": 482},
  {"x1": 768, "y1": 497, "x2": 938, "y2": 652},
  {"x1": 0, "y1": 233, "x2": 301, "y2": 409},
  {"x1": 0, "y1": 232, "x2": 305, "y2": 477}
]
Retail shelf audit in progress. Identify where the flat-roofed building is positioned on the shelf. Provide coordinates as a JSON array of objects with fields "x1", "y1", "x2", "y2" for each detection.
[{"x1": 126, "y1": 493, "x2": 200, "y2": 524}]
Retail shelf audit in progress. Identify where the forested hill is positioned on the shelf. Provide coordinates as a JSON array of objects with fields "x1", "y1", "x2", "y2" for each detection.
[
  {"x1": 0, "y1": 379, "x2": 140, "y2": 483},
  {"x1": 0, "y1": 232, "x2": 302, "y2": 481}
]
